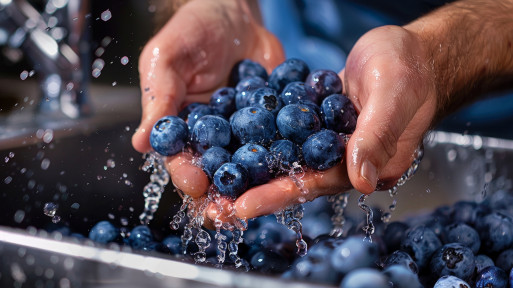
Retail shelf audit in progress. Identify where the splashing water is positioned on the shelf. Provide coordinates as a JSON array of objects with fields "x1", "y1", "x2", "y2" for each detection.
[
  {"x1": 170, "y1": 194, "x2": 191, "y2": 230},
  {"x1": 276, "y1": 204, "x2": 308, "y2": 257},
  {"x1": 358, "y1": 194, "x2": 374, "y2": 243},
  {"x1": 139, "y1": 152, "x2": 169, "y2": 225},
  {"x1": 328, "y1": 192, "x2": 349, "y2": 237}
]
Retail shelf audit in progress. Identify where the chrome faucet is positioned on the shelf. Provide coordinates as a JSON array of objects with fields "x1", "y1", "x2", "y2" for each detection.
[{"x1": 0, "y1": 0, "x2": 91, "y2": 119}]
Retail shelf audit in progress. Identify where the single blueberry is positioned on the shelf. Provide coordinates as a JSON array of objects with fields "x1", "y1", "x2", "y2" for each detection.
[
  {"x1": 302, "y1": 129, "x2": 345, "y2": 171},
  {"x1": 330, "y1": 236, "x2": 379, "y2": 275},
  {"x1": 339, "y1": 268, "x2": 389, "y2": 288},
  {"x1": 269, "y1": 139, "x2": 300, "y2": 171},
  {"x1": 400, "y1": 224, "x2": 442, "y2": 270},
  {"x1": 235, "y1": 76, "x2": 267, "y2": 110},
  {"x1": 178, "y1": 102, "x2": 202, "y2": 120},
  {"x1": 250, "y1": 249, "x2": 289, "y2": 274},
  {"x1": 279, "y1": 81, "x2": 317, "y2": 105},
  {"x1": 475, "y1": 212, "x2": 513, "y2": 254},
  {"x1": 232, "y1": 143, "x2": 273, "y2": 187},
  {"x1": 246, "y1": 87, "x2": 282, "y2": 116},
  {"x1": 200, "y1": 147, "x2": 231, "y2": 179},
  {"x1": 288, "y1": 253, "x2": 340, "y2": 285},
  {"x1": 213, "y1": 162, "x2": 249, "y2": 199},
  {"x1": 150, "y1": 116, "x2": 189, "y2": 156},
  {"x1": 276, "y1": 103, "x2": 321, "y2": 144},
  {"x1": 383, "y1": 250, "x2": 419, "y2": 274},
  {"x1": 88, "y1": 221, "x2": 119, "y2": 244},
  {"x1": 442, "y1": 223, "x2": 481, "y2": 254},
  {"x1": 162, "y1": 235, "x2": 182, "y2": 255},
  {"x1": 190, "y1": 115, "x2": 231, "y2": 154},
  {"x1": 475, "y1": 266, "x2": 508, "y2": 288},
  {"x1": 383, "y1": 221, "x2": 409, "y2": 253},
  {"x1": 229, "y1": 59, "x2": 268, "y2": 86},
  {"x1": 230, "y1": 106, "x2": 277, "y2": 145},
  {"x1": 305, "y1": 69, "x2": 343, "y2": 103},
  {"x1": 495, "y1": 249, "x2": 513, "y2": 272},
  {"x1": 433, "y1": 275, "x2": 470, "y2": 288},
  {"x1": 475, "y1": 254, "x2": 495, "y2": 273},
  {"x1": 383, "y1": 264, "x2": 423, "y2": 288},
  {"x1": 297, "y1": 99, "x2": 322, "y2": 116},
  {"x1": 209, "y1": 87, "x2": 236, "y2": 118},
  {"x1": 430, "y1": 243, "x2": 476, "y2": 283},
  {"x1": 128, "y1": 225, "x2": 154, "y2": 250},
  {"x1": 186, "y1": 104, "x2": 216, "y2": 131},
  {"x1": 320, "y1": 94, "x2": 357, "y2": 134},
  {"x1": 450, "y1": 201, "x2": 478, "y2": 225},
  {"x1": 268, "y1": 58, "x2": 310, "y2": 92}
]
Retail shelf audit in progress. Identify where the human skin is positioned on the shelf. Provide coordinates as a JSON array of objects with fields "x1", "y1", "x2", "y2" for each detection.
[{"x1": 132, "y1": 0, "x2": 513, "y2": 226}]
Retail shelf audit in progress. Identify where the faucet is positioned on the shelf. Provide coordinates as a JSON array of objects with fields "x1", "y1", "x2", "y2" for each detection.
[{"x1": 0, "y1": 0, "x2": 91, "y2": 119}]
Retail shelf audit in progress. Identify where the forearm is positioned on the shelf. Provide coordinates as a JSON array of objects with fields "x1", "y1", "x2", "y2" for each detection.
[{"x1": 405, "y1": 0, "x2": 513, "y2": 121}]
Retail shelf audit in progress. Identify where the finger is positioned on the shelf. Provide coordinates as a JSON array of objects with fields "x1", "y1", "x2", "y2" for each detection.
[
  {"x1": 165, "y1": 152, "x2": 209, "y2": 199},
  {"x1": 203, "y1": 197, "x2": 238, "y2": 230},
  {"x1": 232, "y1": 163, "x2": 351, "y2": 221}
]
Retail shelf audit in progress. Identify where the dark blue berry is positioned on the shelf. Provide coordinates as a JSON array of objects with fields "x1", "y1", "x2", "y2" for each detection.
[
  {"x1": 429, "y1": 243, "x2": 475, "y2": 283},
  {"x1": 320, "y1": 93, "x2": 357, "y2": 134},
  {"x1": 475, "y1": 212, "x2": 513, "y2": 254},
  {"x1": 246, "y1": 87, "x2": 282, "y2": 116},
  {"x1": 475, "y1": 266, "x2": 508, "y2": 288},
  {"x1": 450, "y1": 201, "x2": 478, "y2": 225},
  {"x1": 302, "y1": 129, "x2": 345, "y2": 171},
  {"x1": 304, "y1": 69, "x2": 342, "y2": 103},
  {"x1": 269, "y1": 139, "x2": 300, "y2": 171},
  {"x1": 276, "y1": 103, "x2": 321, "y2": 144},
  {"x1": 128, "y1": 225, "x2": 154, "y2": 250},
  {"x1": 279, "y1": 81, "x2": 317, "y2": 105},
  {"x1": 433, "y1": 275, "x2": 470, "y2": 288},
  {"x1": 190, "y1": 115, "x2": 231, "y2": 154},
  {"x1": 383, "y1": 250, "x2": 419, "y2": 274},
  {"x1": 475, "y1": 254, "x2": 495, "y2": 273},
  {"x1": 235, "y1": 76, "x2": 267, "y2": 110},
  {"x1": 383, "y1": 265, "x2": 423, "y2": 288},
  {"x1": 330, "y1": 236, "x2": 379, "y2": 274},
  {"x1": 230, "y1": 106, "x2": 277, "y2": 145},
  {"x1": 213, "y1": 162, "x2": 249, "y2": 199},
  {"x1": 178, "y1": 102, "x2": 202, "y2": 120},
  {"x1": 200, "y1": 147, "x2": 231, "y2": 179},
  {"x1": 150, "y1": 116, "x2": 189, "y2": 156},
  {"x1": 250, "y1": 249, "x2": 289, "y2": 274},
  {"x1": 288, "y1": 253, "x2": 339, "y2": 285},
  {"x1": 400, "y1": 225, "x2": 442, "y2": 270},
  {"x1": 187, "y1": 104, "x2": 216, "y2": 131},
  {"x1": 268, "y1": 58, "x2": 310, "y2": 92},
  {"x1": 383, "y1": 221, "x2": 409, "y2": 253},
  {"x1": 209, "y1": 87, "x2": 236, "y2": 118},
  {"x1": 443, "y1": 223, "x2": 481, "y2": 254},
  {"x1": 88, "y1": 221, "x2": 119, "y2": 244},
  {"x1": 161, "y1": 235, "x2": 182, "y2": 255},
  {"x1": 232, "y1": 143, "x2": 272, "y2": 187},
  {"x1": 495, "y1": 249, "x2": 513, "y2": 272},
  {"x1": 340, "y1": 268, "x2": 389, "y2": 288},
  {"x1": 229, "y1": 59, "x2": 268, "y2": 86}
]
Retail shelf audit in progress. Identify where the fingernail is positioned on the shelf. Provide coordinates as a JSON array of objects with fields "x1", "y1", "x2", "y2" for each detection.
[{"x1": 360, "y1": 160, "x2": 378, "y2": 190}]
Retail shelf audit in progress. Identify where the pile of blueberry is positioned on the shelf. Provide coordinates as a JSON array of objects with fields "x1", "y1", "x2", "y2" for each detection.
[{"x1": 149, "y1": 58, "x2": 357, "y2": 198}]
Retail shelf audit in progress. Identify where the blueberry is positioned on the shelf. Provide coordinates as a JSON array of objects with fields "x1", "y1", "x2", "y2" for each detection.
[
  {"x1": 276, "y1": 103, "x2": 321, "y2": 144},
  {"x1": 268, "y1": 58, "x2": 310, "y2": 92},
  {"x1": 433, "y1": 275, "x2": 470, "y2": 288},
  {"x1": 235, "y1": 76, "x2": 267, "y2": 110},
  {"x1": 430, "y1": 243, "x2": 475, "y2": 283},
  {"x1": 442, "y1": 223, "x2": 481, "y2": 254},
  {"x1": 229, "y1": 59, "x2": 268, "y2": 86},
  {"x1": 383, "y1": 265, "x2": 422, "y2": 288},
  {"x1": 297, "y1": 99, "x2": 322, "y2": 116},
  {"x1": 495, "y1": 249, "x2": 513, "y2": 272},
  {"x1": 150, "y1": 116, "x2": 189, "y2": 156},
  {"x1": 232, "y1": 143, "x2": 272, "y2": 187},
  {"x1": 305, "y1": 69, "x2": 343, "y2": 103},
  {"x1": 279, "y1": 81, "x2": 317, "y2": 105},
  {"x1": 213, "y1": 162, "x2": 249, "y2": 199},
  {"x1": 288, "y1": 253, "x2": 340, "y2": 285},
  {"x1": 302, "y1": 129, "x2": 345, "y2": 171},
  {"x1": 475, "y1": 212, "x2": 513, "y2": 254},
  {"x1": 250, "y1": 249, "x2": 289, "y2": 274},
  {"x1": 230, "y1": 106, "x2": 277, "y2": 145},
  {"x1": 245, "y1": 220, "x2": 284, "y2": 247},
  {"x1": 162, "y1": 235, "x2": 183, "y2": 255},
  {"x1": 190, "y1": 115, "x2": 231, "y2": 154},
  {"x1": 246, "y1": 87, "x2": 282, "y2": 116},
  {"x1": 128, "y1": 225, "x2": 154, "y2": 250},
  {"x1": 339, "y1": 268, "x2": 389, "y2": 288},
  {"x1": 330, "y1": 236, "x2": 379, "y2": 275},
  {"x1": 383, "y1": 221, "x2": 409, "y2": 253},
  {"x1": 88, "y1": 221, "x2": 119, "y2": 244},
  {"x1": 400, "y1": 224, "x2": 442, "y2": 270},
  {"x1": 200, "y1": 147, "x2": 231, "y2": 179},
  {"x1": 450, "y1": 201, "x2": 478, "y2": 225},
  {"x1": 178, "y1": 102, "x2": 202, "y2": 120},
  {"x1": 475, "y1": 254, "x2": 495, "y2": 273},
  {"x1": 320, "y1": 94, "x2": 357, "y2": 134},
  {"x1": 187, "y1": 104, "x2": 216, "y2": 131},
  {"x1": 475, "y1": 266, "x2": 508, "y2": 288},
  {"x1": 383, "y1": 250, "x2": 419, "y2": 274},
  {"x1": 269, "y1": 139, "x2": 300, "y2": 171},
  {"x1": 209, "y1": 87, "x2": 236, "y2": 118}
]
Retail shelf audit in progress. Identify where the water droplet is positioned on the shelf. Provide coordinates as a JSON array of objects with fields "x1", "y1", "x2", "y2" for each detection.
[
  {"x1": 426, "y1": 188, "x2": 431, "y2": 193},
  {"x1": 4, "y1": 176, "x2": 12, "y2": 184},
  {"x1": 447, "y1": 149, "x2": 457, "y2": 162},
  {"x1": 41, "y1": 159, "x2": 51, "y2": 170},
  {"x1": 43, "y1": 202, "x2": 58, "y2": 217},
  {"x1": 14, "y1": 210, "x2": 25, "y2": 223},
  {"x1": 120, "y1": 56, "x2": 129, "y2": 65},
  {"x1": 100, "y1": 9, "x2": 112, "y2": 22},
  {"x1": 120, "y1": 217, "x2": 128, "y2": 226},
  {"x1": 70, "y1": 203, "x2": 80, "y2": 210},
  {"x1": 92, "y1": 68, "x2": 101, "y2": 78},
  {"x1": 52, "y1": 215, "x2": 61, "y2": 223},
  {"x1": 233, "y1": 38, "x2": 240, "y2": 46},
  {"x1": 358, "y1": 194, "x2": 374, "y2": 242},
  {"x1": 329, "y1": 193, "x2": 349, "y2": 237},
  {"x1": 106, "y1": 159, "x2": 115, "y2": 168},
  {"x1": 92, "y1": 58, "x2": 105, "y2": 70},
  {"x1": 112, "y1": 81, "x2": 117, "y2": 86},
  {"x1": 20, "y1": 70, "x2": 29, "y2": 80},
  {"x1": 43, "y1": 129, "x2": 54, "y2": 143},
  {"x1": 29, "y1": 70, "x2": 35, "y2": 77}
]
